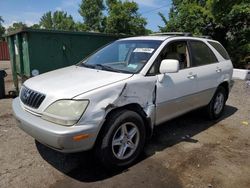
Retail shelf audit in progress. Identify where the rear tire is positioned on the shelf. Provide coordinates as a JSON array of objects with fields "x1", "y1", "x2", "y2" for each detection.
[
  {"x1": 206, "y1": 86, "x2": 227, "y2": 120},
  {"x1": 95, "y1": 110, "x2": 146, "y2": 169}
]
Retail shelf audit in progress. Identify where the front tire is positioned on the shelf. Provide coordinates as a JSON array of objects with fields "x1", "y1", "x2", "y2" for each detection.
[
  {"x1": 206, "y1": 86, "x2": 227, "y2": 120},
  {"x1": 95, "y1": 110, "x2": 146, "y2": 169}
]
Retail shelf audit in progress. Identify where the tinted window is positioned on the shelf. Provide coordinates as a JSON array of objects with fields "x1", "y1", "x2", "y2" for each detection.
[
  {"x1": 208, "y1": 41, "x2": 230, "y2": 60},
  {"x1": 189, "y1": 41, "x2": 218, "y2": 66}
]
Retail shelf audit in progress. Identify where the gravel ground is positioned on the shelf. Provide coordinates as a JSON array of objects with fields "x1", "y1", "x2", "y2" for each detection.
[{"x1": 0, "y1": 61, "x2": 250, "y2": 188}]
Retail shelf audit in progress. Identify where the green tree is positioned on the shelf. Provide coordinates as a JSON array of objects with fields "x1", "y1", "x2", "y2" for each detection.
[
  {"x1": 30, "y1": 24, "x2": 41, "y2": 29},
  {"x1": 40, "y1": 12, "x2": 53, "y2": 29},
  {"x1": 74, "y1": 22, "x2": 88, "y2": 31},
  {"x1": 0, "y1": 16, "x2": 5, "y2": 40},
  {"x1": 211, "y1": 0, "x2": 250, "y2": 67},
  {"x1": 7, "y1": 22, "x2": 27, "y2": 33},
  {"x1": 40, "y1": 11, "x2": 76, "y2": 31},
  {"x1": 159, "y1": 0, "x2": 250, "y2": 67},
  {"x1": 79, "y1": 0, "x2": 105, "y2": 32},
  {"x1": 159, "y1": 1, "x2": 213, "y2": 35},
  {"x1": 105, "y1": 0, "x2": 147, "y2": 35}
]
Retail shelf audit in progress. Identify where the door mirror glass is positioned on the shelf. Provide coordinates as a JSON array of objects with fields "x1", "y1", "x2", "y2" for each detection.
[{"x1": 159, "y1": 59, "x2": 179, "y2": 74}]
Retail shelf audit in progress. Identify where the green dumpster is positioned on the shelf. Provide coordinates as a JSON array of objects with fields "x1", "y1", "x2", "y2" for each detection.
[{"x1": 5, "y1": 28, "x2": 124, "y2": 92}]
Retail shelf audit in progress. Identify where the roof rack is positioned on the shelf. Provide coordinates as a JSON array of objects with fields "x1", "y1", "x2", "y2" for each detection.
[
  {"x1": 199, "y1": 35, "x2": 212, "y2": 39},
  {"x1": 150, "y1": 32, "x2": 193, "y2": 37}
]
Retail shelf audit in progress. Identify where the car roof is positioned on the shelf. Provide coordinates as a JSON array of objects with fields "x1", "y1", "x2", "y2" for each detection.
[
  {"x1": 119, "y1": 36, "x2": 171, "y2": 41},
  {"x1": 119, "y1": 35, "x2": 219, "y2": 43}
]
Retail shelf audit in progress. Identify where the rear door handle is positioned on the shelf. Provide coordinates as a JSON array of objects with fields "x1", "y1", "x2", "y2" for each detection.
[
  {"x1": 187, "y1": 74, "x2": 197, "y2": 79},
  {"x1": 216, "y1": 67, "x2": 222, "y2": 73}
]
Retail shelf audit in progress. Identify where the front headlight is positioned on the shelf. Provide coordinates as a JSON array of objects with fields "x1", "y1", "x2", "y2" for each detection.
[{"x1": 42, "y1": 100, "x2": 89, "y2": 126}]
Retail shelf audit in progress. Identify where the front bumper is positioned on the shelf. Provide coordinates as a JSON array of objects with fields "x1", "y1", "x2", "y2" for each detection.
[{"x1": 12, "y1": 98, "x2": 98, "y2": 153}]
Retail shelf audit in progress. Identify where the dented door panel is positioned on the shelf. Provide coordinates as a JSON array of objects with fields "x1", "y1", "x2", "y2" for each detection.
[
  {"x1": 155, "y1": 67, "x2": 199, "y2": 125},
  {"x1": 75, "y1": 75, "x2": 157, "y2": 129}
]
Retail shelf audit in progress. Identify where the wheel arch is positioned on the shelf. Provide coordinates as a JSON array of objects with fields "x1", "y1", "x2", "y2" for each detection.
[
  {"x1": 94, "y1": 103, "x2": 153, "y2": 148},
  {"x1": 218, "y1": 81, "x2": 229, "y2": 100}
]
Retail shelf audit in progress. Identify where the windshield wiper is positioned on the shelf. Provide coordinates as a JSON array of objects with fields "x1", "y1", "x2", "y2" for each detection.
[
  {"x1": 94, "y1": 64, "x2": 125, "y2": 73},
  {"x1": 80, "y1": 63, "x2": 95, "y2": 68},
  {"x1": 80, "y1": 63, "x2": 132, "y2": 74}
]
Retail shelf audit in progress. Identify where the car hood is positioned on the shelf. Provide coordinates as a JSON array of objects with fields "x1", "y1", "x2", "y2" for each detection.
[{"x1": 24, "y1": 66, "x2": 133, "y2": 98}]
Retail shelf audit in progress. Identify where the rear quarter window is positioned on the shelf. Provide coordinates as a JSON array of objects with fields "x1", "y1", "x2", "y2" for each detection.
[{"x1": 208, "y1": 41, "x2": 230, "y2": 60}]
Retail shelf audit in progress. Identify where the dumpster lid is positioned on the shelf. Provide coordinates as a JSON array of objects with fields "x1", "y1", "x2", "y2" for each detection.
[{"x1": 4, "y1": 27, "x2": 128, "y2": 38}]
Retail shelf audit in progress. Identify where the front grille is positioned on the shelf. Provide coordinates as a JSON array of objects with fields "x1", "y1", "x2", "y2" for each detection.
[{"x1": 20, "y1": 87, "x2": 46, "y2": 109}]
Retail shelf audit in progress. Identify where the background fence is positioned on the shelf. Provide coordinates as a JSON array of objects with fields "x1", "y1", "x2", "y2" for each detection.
[{"x1": 0, "y1": 41, "x2": 10, "y2": 60}]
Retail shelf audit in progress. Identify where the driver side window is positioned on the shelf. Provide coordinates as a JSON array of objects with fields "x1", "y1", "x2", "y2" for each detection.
[{"x1": 148, "y1": 41, "x2": 190, "y2": 75}]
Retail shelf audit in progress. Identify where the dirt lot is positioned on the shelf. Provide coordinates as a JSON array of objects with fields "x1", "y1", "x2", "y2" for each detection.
[{"x1": 0, "y1": 61, "x2": 250, "y2": 188}]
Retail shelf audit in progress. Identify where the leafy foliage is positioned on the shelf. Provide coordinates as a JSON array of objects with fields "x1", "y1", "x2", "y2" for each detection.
[
  {"x1": 39, "y1": 11, "x2": 76, "y2": 31},
  {"x1": 3, "y1": 1, "x2": 147, "y2": 36},
  {"x1": 222, "y1": 2, "x2": 250, "y2": 67},
  {"x1": 74, "y1": 22, "x2": 88, "y2": 31},
  {"x1": 30, "y1": 24, "x2": 41, "y2": 29},
  {"x1": 79, "y1": 0, "x2": 105, "y2": 32},
  {"x1": 105, "y1": 0, "x2": 147, "y2": 35},
  {"x1": 0, "y1": 16, "x2": 5, "y2": 40},
  {"x1": 159, "y1": 0, "x2": 213, "y2": 35},
  {"x1": 159, "y1": 0, "x2": 250, "y2": 67},
  {"x1": 78, "y1": 0, "x2": 147, "y2": 35},
  {"x1": 7, "y1": 22, "x2": 27, "y2": 33}
]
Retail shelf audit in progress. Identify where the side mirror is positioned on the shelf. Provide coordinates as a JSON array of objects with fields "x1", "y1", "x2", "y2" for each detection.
[{"x1": 159, "y1": 59, "x2": 179, "y2": 74}]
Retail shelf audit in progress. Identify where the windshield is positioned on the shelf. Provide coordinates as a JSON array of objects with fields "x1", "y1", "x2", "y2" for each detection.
[{"x1": 80, "y1": 40, "x2": 162, "y2": 73}]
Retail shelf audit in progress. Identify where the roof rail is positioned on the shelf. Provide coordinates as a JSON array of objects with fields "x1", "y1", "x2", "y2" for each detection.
[
  {"x1": 199, "y1": 35, "x2": 212, "y2": 39},
  {"x1": 150, "y1": 32, "x2": 193, "y2": 37}
]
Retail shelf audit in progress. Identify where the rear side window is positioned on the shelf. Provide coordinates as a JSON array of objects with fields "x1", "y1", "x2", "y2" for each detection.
[
  {"x1": 208, "y1": 41, "x2": 230, "y2": 60},
  {"x1": 189, "y1": 41, "x2": 218, "y2": 66}
]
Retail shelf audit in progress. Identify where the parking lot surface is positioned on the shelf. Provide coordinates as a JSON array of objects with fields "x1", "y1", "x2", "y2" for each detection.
[{"x1": 0, "y1": 61, "x2": 250, "y2": 188}]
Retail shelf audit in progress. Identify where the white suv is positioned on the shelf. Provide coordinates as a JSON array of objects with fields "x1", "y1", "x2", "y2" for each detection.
[{"x1": 13, "y1": 34, "x2": 234, "y2": 168}]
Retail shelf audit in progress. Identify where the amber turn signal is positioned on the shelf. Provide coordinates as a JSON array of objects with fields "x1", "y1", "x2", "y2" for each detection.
[{"x1": 73, "y1": 134, "x2": 90, "y2": 141}]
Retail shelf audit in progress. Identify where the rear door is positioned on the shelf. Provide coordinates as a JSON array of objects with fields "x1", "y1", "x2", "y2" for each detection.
[
  {"x1": 207, "y1": 40, "x2": 233, "y2": 83},
  {"x1": 188, "y1": 40, "x2": 220, "y2": 107}
]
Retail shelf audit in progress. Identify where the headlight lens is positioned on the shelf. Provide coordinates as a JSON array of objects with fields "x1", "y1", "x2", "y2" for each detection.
[{"x1": 42, "y1": 100, "x2": 89, "y2": 126}]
